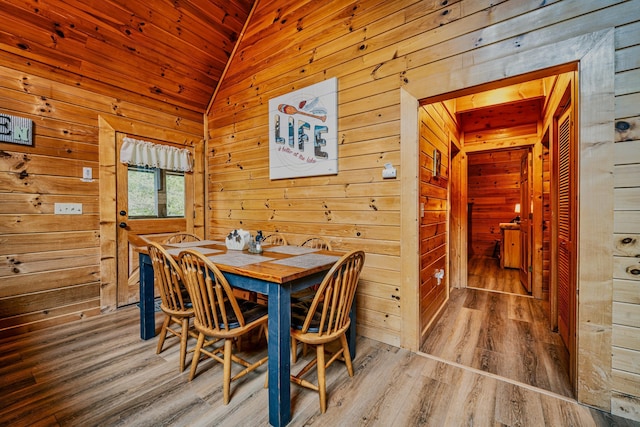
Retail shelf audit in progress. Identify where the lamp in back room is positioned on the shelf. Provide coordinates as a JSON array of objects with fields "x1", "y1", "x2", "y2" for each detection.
[{"x1": 512, "y1": 203, "x2": 521, "y2": 223}]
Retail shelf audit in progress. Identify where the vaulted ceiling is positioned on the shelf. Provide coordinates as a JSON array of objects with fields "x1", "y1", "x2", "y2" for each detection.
[{"x1": 0, "y1": 0, "x2": 256, "y2": 114}]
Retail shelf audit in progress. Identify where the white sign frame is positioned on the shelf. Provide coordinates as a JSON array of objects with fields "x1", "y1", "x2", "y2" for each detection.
[{"x1": 268, "y1": 78, "x2": 338, "y2": 180}]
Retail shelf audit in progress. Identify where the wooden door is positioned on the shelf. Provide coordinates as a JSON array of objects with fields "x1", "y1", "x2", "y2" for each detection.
[
  {"x1": 519, "y1": 151, "x2": 532, "y2": 292},
  {"x1": 115, "y1": 133, "x2": 195, "y2": 307},
  {"x1": 556, "y1": 108, "x2": 575, "y2": 352}
]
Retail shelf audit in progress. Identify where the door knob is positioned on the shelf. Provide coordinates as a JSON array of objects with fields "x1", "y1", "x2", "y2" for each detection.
[
  {"x1": 119, "y1": 222, "x2": 127, "y2": 229},
  {"x1": 119, "y1": 210, "x2": 127, "y2": 216}
]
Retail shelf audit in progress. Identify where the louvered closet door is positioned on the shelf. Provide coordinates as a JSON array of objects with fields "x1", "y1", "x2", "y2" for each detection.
[{"x1": 557, "y1": 108, "x2": 574, "y2": 349}]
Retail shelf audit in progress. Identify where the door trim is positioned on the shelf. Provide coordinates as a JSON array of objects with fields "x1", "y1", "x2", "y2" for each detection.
[
  {"x1": 98, "y1": 115, "x2": 205, "y2": 313},
  {"x1": 400, "y1": 29, "x2": 614, "y2": 410}
]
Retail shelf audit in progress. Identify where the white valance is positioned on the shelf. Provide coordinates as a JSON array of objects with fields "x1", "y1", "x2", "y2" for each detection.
[{"x1": 120, "y1": 137, "x2": 193, "y2": 172}]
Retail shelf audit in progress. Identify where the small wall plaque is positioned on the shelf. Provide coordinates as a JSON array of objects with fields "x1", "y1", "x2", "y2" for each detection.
[
  {"x1": 433, "y1": 148, "x2": 441, "y2": 177},
  {"x1": 0, "y1": 113, "x2": 33, "y2": 146}
]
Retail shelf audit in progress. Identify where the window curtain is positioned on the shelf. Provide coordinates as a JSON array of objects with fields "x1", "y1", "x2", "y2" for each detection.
[{"x1": 120, "y1": 137, "x2": 193, "y2": 172}]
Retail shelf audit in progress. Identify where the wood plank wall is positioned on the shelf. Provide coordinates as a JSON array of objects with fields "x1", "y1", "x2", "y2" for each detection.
[
  {"x1": 542, "y1": 145, "x2": 551, "y2": 296},
  {"x1": 206, "y1": 0, "x2": 638, "y2": 417},
  {"x1": 0, "y1": 0, "x2": 634, "y2": 420},
  {"x1": 612, "y1": 19, "x2": 640, "y2": 421},
  {"x1": 0, "y1": 62, "x2": 203, "y2": 337},
  {"x1": 467, "y1": 148, "x2": 527, "y2": 257},
  {"x1": 418, "y1": 103, "x2": 453, "y2": 341}
]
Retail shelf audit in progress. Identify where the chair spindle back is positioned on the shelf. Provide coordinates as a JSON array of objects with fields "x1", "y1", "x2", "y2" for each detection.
[
  {"x1": 261, "y1": 233, "x2": 287, "y2": 246},
  {"x1": 300, "y1": 237, "x2": 332, "y2": 251},
  {"x1": 179, "y1": 249, "x2": 247, "y2": 332},
  {"x1": 164, "y1": 232, "x2": 201, "y2": 244},
  {"x1": 148, "y1": 242, "x2": 190, "y2": 313},
  {"x1": 301, "y1": 250, "x2": 365, "y2": 337}
]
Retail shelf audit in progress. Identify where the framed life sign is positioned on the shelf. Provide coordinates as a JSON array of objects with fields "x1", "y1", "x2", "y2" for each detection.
[{"x1": 269, "y1": 78, "x2": 338, "y2": 180}]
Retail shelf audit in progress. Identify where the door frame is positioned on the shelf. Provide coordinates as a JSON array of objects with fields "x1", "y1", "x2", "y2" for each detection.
[
  {"x1": 115, "y1": 132, "x2": 197, "y2": 307},
  {"x1": 400, "y1": 30, "x2": 614, "y2": 411},
  {"x1": 98, "y1": 115, "x2": 205, "y2": 313},
  {"x1": 519, "y1": 149, "x2": 533, "y2": 293}
]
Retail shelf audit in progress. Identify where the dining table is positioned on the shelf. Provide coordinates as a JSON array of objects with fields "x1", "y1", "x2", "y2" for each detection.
[{"x1": 137, "y1": 240, "x2": 357, "y2": 427}]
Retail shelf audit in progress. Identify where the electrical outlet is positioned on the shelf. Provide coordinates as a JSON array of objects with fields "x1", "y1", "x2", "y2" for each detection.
[{"x1": 54, "y1": 203, "x2": 83, "y2": 215}]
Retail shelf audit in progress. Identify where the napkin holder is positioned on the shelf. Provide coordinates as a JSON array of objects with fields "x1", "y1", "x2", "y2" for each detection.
[{"x1": 225, "y1": 229, "x2": 251, "y2": 250}]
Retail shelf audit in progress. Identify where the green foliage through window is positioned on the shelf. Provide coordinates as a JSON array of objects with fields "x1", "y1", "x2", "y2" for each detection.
[{"x1": 128, "y1": 166, "x2": 185, "y2": 218}]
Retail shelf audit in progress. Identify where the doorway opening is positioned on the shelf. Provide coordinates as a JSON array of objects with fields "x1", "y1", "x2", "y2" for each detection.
[
  {"x1": 466, "y1": 146, "x2": 532, "y2": 297},
  {"x1": 98, "y1": 116, "x2": 205, "y2": 313},
  {"x1": 418, "y1": 65, "x2": 579, "y2": 398},
  {"x1": 401, "y1": 29, "x2": 615, "y2": 411}
]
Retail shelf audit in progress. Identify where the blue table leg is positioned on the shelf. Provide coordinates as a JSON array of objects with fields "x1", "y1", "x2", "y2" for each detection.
[
  {"x1": 138, "y1": 253, "x2": 156, "y2": 340},
  {"x1": 267, "y1": 282, "x2": 291, "y2": 427}
]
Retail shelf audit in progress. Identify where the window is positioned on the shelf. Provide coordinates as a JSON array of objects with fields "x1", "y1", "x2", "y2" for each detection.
[{"x1": 128, "y1": 166, "x2": 185, "y2": 218}]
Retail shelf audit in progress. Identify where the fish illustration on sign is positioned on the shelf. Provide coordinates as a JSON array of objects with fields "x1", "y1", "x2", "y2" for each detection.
[{"x1": 278, "y1": 103, "x2": 327, "y2": 122}]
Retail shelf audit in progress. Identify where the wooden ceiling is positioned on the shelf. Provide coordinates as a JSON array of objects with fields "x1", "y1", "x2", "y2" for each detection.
[
  {"x1": 457, "y1": 98, "x2": 543, "y2": 134},
  {"x1": 453, "y1": 79, "x2": 548, "y2": 137},
  {"x1": 0, "y1": 0, "x2": 255, "y2": 113}
]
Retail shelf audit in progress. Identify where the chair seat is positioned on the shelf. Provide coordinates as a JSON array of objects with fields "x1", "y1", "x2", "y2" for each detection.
[
  {"x1": 161, "y1": 289, "x2": 193, "y2": 314},
  {"x1": 222, "y1": 300, "x2": 268, "y2": 329},
  {"x1": 291, "y1": 300, "x2": 338, "y2": 334},
  {"x1": 193, "y1": 299, "x2": 267, "y2": 330}
]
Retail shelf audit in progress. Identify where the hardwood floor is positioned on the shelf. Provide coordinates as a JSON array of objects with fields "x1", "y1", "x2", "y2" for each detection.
[
  {"x1": 1, "y1": 305, "x2": 635, "y2": 426},
  {"x1": 421, "y1": 286, "x2": 573, "y2": 400},
  {"x1": 467, "y1": 255, "x2": 529, "y2": 295}
]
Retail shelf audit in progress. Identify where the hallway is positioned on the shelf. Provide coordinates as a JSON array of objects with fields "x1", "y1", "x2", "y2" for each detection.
[
  {"x1": 421, "y1": 257, "x2": 572, "y2": 398},
  {"x1": 467, "y1": 255, "x2": 529, "y2": 296}
]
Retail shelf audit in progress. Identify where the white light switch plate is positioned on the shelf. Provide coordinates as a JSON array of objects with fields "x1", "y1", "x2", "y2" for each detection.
[
  {"x1": 82, "y1": 167, "x2": 93, "y2": 181},
  {"x1": 54, "y1": 203, "x2": 83, "y2": 214}
]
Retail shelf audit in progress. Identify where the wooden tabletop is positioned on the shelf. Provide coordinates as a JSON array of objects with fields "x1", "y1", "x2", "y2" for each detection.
[{"x1": 159, "y1": 241, "x2": 343, "y2": 284}]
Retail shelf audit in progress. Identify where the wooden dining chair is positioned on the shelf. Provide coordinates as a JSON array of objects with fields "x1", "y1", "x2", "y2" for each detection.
[
  {"x1": 261, "y1": 233, "x2": 288, "y2": 246},
  {"x1": 289, "y1": 250, "x2": 365, "y2": 413},
  {"x1": 300, "y1": 236, "x2": 332, "y2": 251},
  {"x1": 252, "y1": 233, "x2": 287, "y2": 306},
  {"x1": 291, "y1": 236, "x2": 333, "y2": 302},
  {"x1": 178, "y1": 249, "x2": 269, "y2": 405},
  {"x1": 148, "y1": 241, "x2": 198, "y2": 372},
  {"x1": 164, "y1": 232, "x2": 201, "y2": 244}
]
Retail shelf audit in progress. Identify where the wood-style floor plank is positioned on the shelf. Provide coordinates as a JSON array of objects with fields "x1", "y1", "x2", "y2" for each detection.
[
  {"x1": 422, "y1": 286, "x2": 573, "y2": 397},
  {"x1": 468, "y1": 255, "x2": 529, "y2": 295},
  {"x1": 0, "y1": 304, "x2": 635, "y2": 426},
  {"x1": 423, "y1": 255, "x2": 578, "y2": 400}
]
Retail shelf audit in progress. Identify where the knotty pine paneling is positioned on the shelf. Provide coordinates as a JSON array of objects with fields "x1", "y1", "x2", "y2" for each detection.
[
  {"x1": 0, "y1": 0, "x2": 634, "y2": 419},
  {"x1": 467, "y1": 148, "x2": 528, "y2": 257},
  {"x1": 612, "y1": 18, "x2": 640, "y2": 419},
  {"x1": 417, "y1": 103, "x2": 449, "y2": 342},
  {"x1": 0, "y1": 0, "x2": 253, "y2": 113},
  {"x1": 206, "y1": 1, "x2": 639, "y2": 418},
  {"x1": 0, "y1": 65, "x2": 203, "y2": 337}
]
